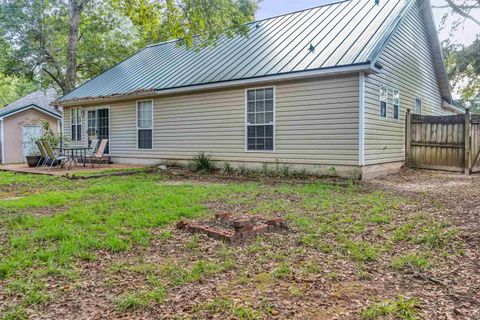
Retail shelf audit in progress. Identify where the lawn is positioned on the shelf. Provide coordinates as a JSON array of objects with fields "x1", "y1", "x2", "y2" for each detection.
[{"x1": 0, "y1": 170, "x2": 474, "y2": 319}]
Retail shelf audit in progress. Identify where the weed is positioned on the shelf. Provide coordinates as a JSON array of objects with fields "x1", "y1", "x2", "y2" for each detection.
[
  {"x1": 271, "y1": 262, "x2": 291, "y2": 279},
  {"x1": 280, "y1": 164, "x2": 290, "y2": 177},
  {"x1": 223, "y1": 162, "x2": 234, "y2": 174},
  {"x1": 237, "y1": 164, "x2": 251, "y2": 176},
  {"x1": 391, "y1": 252, "x2": 431, "y2": 271},
  {"x1": 115, "y1": 287, "x2": 167, "y2": 311},
  {"x1": 345, "y1": 241, "x2": 379, "y2": 262},
  {"x1": 289, "y1": 284, "x2": 304, "y2": 297},
  {"x1": 415, "y1": 224, "x2": 456, "y2": 249},
  {"x1": 185, "y1": 234, "x2": 200, "y2": 251},
  {"x1": 362, "y1": 296, "x2": 420, "y2": 320},
  {"x1": 328, "y1": 166, "x2": 337, "y2": 176},
  {"x1": 189, "y1": 152, "x2": 216, "y2": 173},
  {"x1": 159, "y1": 230, "x2": 173, "y2": 241}
]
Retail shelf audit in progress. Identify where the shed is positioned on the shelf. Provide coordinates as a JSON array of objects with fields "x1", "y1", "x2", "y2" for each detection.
[{"x1": 0, "y1": 89, "x2": 62, "y2": 164}]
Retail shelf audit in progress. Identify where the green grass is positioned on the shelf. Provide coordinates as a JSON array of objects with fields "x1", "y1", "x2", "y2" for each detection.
[
  {"x1": 115, "y1": 287, "x2": 167, "y2": 311},
  {"x1": 391, "y1": 252, "x2": 431, "y2": 271},
  {"x1": 362, "y1": 296, "x2": 420, "y2": 319},
  {"x1": 0, "y1": 171, "x2": 459, "y2": 318}
]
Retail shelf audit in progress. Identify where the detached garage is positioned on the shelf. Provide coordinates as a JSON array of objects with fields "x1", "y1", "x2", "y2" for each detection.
[{"x1": 0, "y1": 89, "x2": 61, "y2": 164}]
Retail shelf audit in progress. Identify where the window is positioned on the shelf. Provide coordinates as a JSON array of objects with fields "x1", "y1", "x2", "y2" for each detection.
[
  {"x1": 379, "y1": 84, "x2": 387, "y2": 118},
  {"x1": 246, "y1": 87, "x2": 274, "y2": 151},
  {"x1": 392, "y1": 89, "x2": 400, "y2": 120},
  {"x1": 415, "y1": 97, "x2": 422, "y2": 114},
  {"x1": 137, "y1": 100, "x2": 153, "y2": 149},
  {"x1": 70, "y1": 107, "x2": 82, "y2": 142}
]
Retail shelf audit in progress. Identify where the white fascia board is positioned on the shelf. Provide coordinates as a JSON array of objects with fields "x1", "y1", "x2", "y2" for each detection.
[{"x1": 0, "y1": 105, "x2": 61, "y2": 120}]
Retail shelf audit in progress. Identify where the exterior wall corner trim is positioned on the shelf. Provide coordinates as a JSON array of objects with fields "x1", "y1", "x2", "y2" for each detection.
[{"x1": 359, "y1": 72, "x2": 365, "y2": 166}]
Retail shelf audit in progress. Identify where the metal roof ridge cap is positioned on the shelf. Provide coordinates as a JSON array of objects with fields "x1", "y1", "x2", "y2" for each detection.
[{"x1": 142, "y1": 0, "x2": 352, "y2": 50}]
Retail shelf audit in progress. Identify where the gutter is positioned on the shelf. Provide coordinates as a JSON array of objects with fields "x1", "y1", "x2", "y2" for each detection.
[
  {"x1": 55, "y1": 63, "x2": 378, "y2": 107},
  {"x1": 442, "y1": 100, "x2": 464, "y2": 114}
]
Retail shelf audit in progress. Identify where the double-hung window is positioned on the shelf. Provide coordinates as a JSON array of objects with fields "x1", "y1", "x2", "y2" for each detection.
[
  {"x1": 392, "y1": 89, "x2": 400, "y2": 120},
  {"x1": 137, "y1": 100, "x2": 153, "y2": 149},
  {"x1": 379, "y1": 84, "x2": 387, "y2": 118},
  {"x1": 246, "y1": 87, "x2": 274, "y2": 151},
  {"x1": 71, "y1": 107, "x2": 82, "y2": 142},
  {"x1": 415, "y1": 97, "x2": 422, "y2": 114}
]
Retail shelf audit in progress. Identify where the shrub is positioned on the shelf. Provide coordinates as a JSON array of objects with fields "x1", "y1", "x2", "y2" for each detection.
[
  {"x1": 189, "y1": 152, "x2": 216, "y2": 173},
  {"x1": 237, "y1": 164, "x2": 251, "y2": 176},
  {"x1": 223, "y1": 162, "x2": 234, "y2": 174}
]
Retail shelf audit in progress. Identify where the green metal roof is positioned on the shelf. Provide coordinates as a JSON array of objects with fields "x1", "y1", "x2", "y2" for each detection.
[{"x1": 59, "y1": 0, "x2": 445, "y2": 103}]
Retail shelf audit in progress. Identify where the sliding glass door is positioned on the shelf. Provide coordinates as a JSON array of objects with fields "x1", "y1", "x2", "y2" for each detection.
[{"x1": 87, "y1": 108, "x2": 109, "y2": 154}]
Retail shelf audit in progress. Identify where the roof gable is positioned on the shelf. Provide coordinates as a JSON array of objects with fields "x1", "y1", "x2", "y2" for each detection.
[
  {"x1": 59, "y1": 0, "x2": 430, "y2": 103},
  {"x1": 1, "y1": 89, "x2": 61, "y2": 118},
  {"x1": 369, "y1": 0, "x2": 451, "y2": 102}
]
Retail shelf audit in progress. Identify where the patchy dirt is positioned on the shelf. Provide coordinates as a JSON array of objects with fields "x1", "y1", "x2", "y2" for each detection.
[
  {"x1": 3, "y1": 169, "x2": 480, "y2": 320},
  {"x1": 366, "y1": 169, "x2": 480, "y2": 319}
]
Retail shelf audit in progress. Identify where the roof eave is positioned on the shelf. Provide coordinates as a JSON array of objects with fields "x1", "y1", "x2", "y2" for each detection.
[
  {"x1": 0, "y1": 104, "x2": 62, "y2": 120},
  {"x1": 56, "y1": 63, "x2": 377, "y2": 107}
]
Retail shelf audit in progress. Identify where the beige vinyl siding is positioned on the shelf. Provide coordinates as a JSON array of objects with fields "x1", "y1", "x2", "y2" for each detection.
[
  {"x1": 64, "y1": 75, "x2": 359, "y2": 166},
  {"x1": 363, "y1": 0, "x2": 448, "y2": 165}
]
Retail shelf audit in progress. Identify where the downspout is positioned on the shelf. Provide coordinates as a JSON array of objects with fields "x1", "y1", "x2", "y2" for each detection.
[{"x1": 359, "y1": 72, "x2": 365, "y2": 169}]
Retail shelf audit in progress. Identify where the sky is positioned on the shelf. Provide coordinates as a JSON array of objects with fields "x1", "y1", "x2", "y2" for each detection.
[{"x1": 255, "y1": 0, "x2": 480, "y2": 45}]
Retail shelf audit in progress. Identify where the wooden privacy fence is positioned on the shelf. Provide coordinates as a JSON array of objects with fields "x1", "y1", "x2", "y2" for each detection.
[{"x1": 405, "y1": 109, "x2": 480, "y2": 174}]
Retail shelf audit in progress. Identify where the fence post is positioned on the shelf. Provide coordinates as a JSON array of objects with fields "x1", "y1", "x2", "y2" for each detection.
[
  {"x1": 464, "y1": 108, "x2": 471, "y2": 175},
  {"x1": 405, "y1": 108, "x2": 412, "y2": 167}
]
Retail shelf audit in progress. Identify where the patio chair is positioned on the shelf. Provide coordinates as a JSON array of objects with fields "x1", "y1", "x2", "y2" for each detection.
[
  {"x1": 79, "y1": 139, "x2": 99, "y2": 164},
  {"x1": 42, "y1": 140, "x2": 67, "y2": 170},
  {"x1": 87, "y1": 139, "x2": 100, "y2": 157},
  {"x1": 35, "y1": 140, "x2": 48, "y2": 167},
  {"x1": 86, "y1": 139, "x2": 109, "y2": 167}
]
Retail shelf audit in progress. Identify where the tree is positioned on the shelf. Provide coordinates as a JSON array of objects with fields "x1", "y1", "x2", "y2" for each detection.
[
  {"x1": 433, "y1": 0, "x2": 479, "y2": 111},
  {"x1": 0, "y1": 0, "x2": 259, "y2": 95},
  {"x1": 0, "y1": 73, "x2": 36, "y2": 107},
  {"x1": 444, "y1": 38, "x2": 480, "y2": 111}
]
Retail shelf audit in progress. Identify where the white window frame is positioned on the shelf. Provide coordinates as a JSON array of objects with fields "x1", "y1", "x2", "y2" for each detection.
[
  {"x1": 244, "y1": 86, "x2": 276, "y2": 152},
  {"x1": 379, "y1": 84, "x2": 387, "y2": 118},
  {"x1": 84, "y1": 106, "x2": 111, "y2": 154},
  {"x1": 392, "y1": 89, "x2": 400, "y2": 121},
  {"x1": 136, "y1": 100, "x2": 154, "y2": 150},
  {"x1": 70, "y1": 107, "x2": 82, "y2": 142},
  {"x1": 415, "y1": 97, "x2": 422, "y2": 115}
]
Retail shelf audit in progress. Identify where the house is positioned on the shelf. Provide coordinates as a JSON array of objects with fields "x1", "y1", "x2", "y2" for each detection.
[
  {"x1": 55, "y1": 0, "x2": 461, "y2": 179},
  {"x1": 0, "y1": 89, "x2": 61, "y2": 164}
]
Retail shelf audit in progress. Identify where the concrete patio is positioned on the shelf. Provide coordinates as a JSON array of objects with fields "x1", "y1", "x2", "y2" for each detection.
[{"x1": 0, "y1": 163, "x2": 147, "y2": 177}]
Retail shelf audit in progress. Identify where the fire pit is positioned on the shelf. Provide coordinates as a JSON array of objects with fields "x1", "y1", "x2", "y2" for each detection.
[{"x1": 176, "y1": 212, "x2": 287, "y2": 243}]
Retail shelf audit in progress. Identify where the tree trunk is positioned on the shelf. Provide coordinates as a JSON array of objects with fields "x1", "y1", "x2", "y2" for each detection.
[{"x1": 64, "y1": 0, "x2": 86, "y2": 94}]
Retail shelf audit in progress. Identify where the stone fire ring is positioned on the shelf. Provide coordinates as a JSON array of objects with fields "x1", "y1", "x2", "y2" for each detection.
[{"x1": 176, "y1": 213, "x2": 287, "y2": 243}]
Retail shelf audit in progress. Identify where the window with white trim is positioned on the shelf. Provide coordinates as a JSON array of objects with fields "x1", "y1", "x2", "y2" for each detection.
[
  {"x1": 392, "y1": 89, "x2": 400, "y2": 120},
  {"x1": 246, "y1": 87, "x2": 274, "y2": 151},
  {"x1": 70, "y1": 107, "x2": 82, "y2": 142},
  {"x1": 379, "y1": 84, "x2": 387, "y2": 118},
  {"x1": 415, "y1": 97, "x2": 422, "y2": 114},
  {"x1": 137, "y1": 100, "x2": 153, "y2": 149}
]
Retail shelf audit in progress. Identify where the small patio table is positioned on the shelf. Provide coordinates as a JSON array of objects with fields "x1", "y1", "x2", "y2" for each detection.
[{"x1": 54, "y1": 147, "x2": 91, "y2": 170}]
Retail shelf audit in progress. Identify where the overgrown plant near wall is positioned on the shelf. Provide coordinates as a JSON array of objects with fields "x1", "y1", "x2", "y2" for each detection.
[{"x1": 188, "y1": 152, "x2": 216, "y2": 173}]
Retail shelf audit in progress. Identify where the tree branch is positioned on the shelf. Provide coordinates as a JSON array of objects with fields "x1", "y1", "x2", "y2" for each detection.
[
  {"x1": 42, "y1": 67, "x2": 64, "y2": 91},
  {"x1": 444, "y1": 0, "x2": 480, "y2": 26}
]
